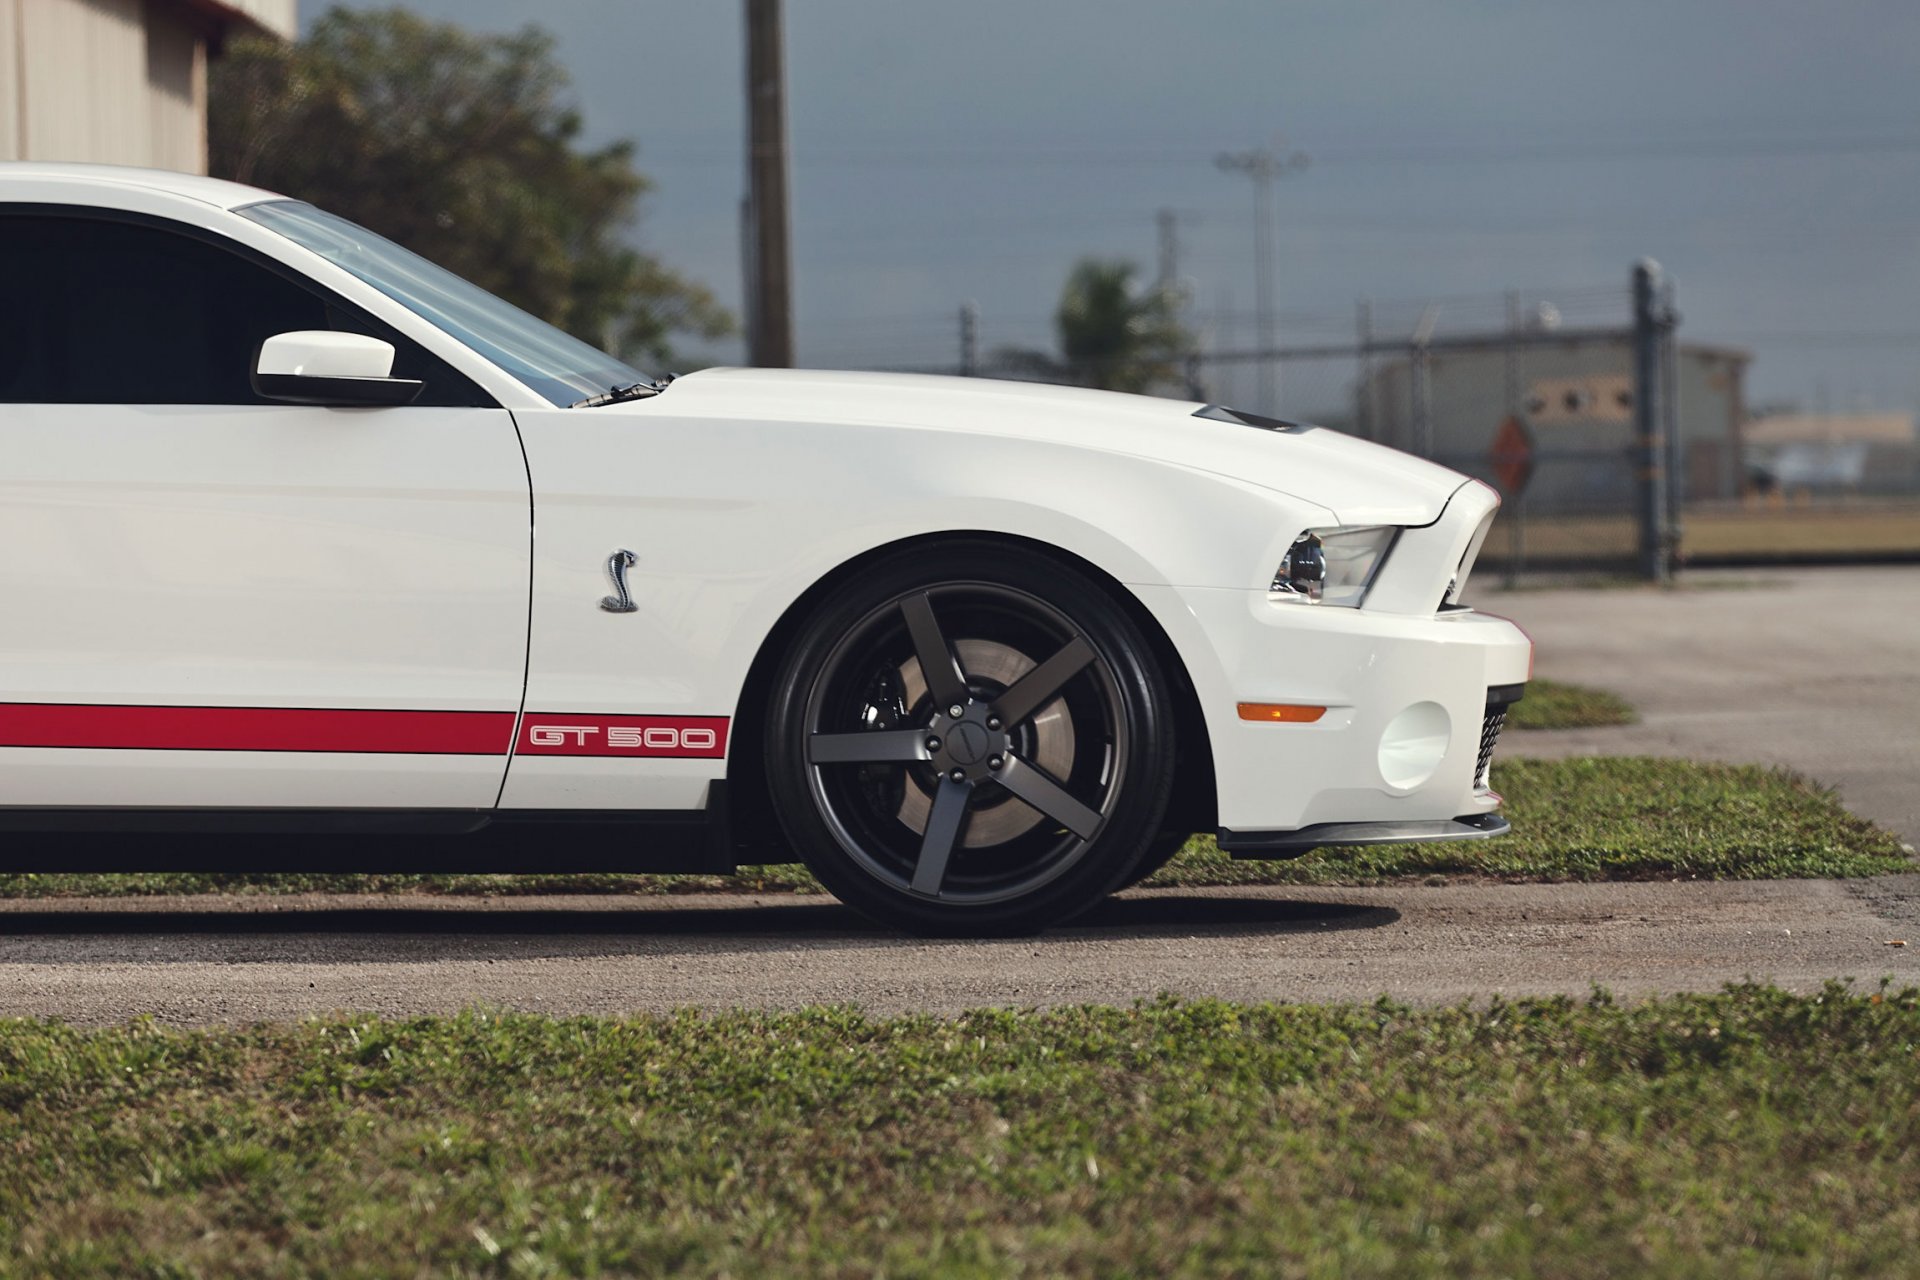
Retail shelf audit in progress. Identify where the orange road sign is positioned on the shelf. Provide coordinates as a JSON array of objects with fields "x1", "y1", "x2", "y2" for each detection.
[{"x1": 1489, "y1": 415, "x2": 1536, "y2": 497}]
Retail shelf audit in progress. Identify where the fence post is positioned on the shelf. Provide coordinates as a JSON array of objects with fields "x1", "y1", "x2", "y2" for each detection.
[
  {"x1": 1504, "y1": 291, "x2": 1524, "y2": 588},
  {"x1": 1661, "y1": 274, "x2": 1683, "y2": 568},
  {"x1": 958, "y1": 301, "x2": 979, "y2": 377},
  {"x1": 1411, "y1": 304, "x2": 1438, "y2": 458},
  {"x1": 1355, "y1": 299, "x2": 1374, "y2": 441},
  {"x1": 1632, "y1": 260, "x2": 1672, "y2": 583}
]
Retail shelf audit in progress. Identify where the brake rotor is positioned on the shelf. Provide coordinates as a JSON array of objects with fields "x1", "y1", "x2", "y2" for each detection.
[{"x1": 895, "y1": 637, "x2": 1076, "y2": 846}]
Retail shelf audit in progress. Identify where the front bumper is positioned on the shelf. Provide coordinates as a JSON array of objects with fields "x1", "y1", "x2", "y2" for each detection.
[{"x1": 1135, "y1": 583, "x2": 1533, "y2": 844}]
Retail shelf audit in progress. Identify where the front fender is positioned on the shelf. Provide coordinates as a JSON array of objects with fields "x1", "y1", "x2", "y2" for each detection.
[{"x1": 499, "y1": 408, "x2": 1324, "y2": 810}]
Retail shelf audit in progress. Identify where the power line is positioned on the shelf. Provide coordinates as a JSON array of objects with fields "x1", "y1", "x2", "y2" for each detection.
[
  {"x1": 646, "y1": 133, "x2": 1920, "y2": 169},
  {"x1": 1708, "y1": 331, "x2": 1920, "y2": 346}
]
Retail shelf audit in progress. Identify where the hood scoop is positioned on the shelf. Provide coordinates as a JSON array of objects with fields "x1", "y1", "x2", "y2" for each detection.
[{"x1": 1193, "y1": 404, "x2": 1318, "y2": 434}]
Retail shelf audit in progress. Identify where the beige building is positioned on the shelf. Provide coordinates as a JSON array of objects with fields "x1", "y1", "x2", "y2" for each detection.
[
  {"x1": 1357, "y1": 336, "x2": 1751, "y2": 509},
  {"x1": 0, "y1": 0, "x2": 295, "y2": 175}
]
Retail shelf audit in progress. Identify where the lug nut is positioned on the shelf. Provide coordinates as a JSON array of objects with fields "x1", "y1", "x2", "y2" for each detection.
[
  {"x1": 925, "y1": 736, "x2": 941, "y2": 751},
  {"x1": 948, "y1": 704, "x2": 964, "y2": 719},
  {"x1": 986, "y1": 716, "x2": 1002, "y2": 731},
  {"x1": 949, "y1": 768, "x2": 966, "y2": 782},
  {"x1": 988, "y1": 754, "x2": 1004, "y2": 770}
]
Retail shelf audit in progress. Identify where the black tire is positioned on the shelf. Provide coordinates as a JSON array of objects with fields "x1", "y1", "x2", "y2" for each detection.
[
  {"x1": 765, "y1": 541, "x2": 1177, "y2": 935},
  {"x1": 1121, "y1": 830, "x2": 1193, "y2": 890}
]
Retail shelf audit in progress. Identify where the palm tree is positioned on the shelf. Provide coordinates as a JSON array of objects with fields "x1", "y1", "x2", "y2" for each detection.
[{"x1": 991, "y1": 258, "x2": 1192, "y2": 395}]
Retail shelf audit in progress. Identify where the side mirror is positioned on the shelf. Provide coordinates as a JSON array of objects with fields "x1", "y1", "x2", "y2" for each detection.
[{"x1": 252, "y1": 331, "x2": 424, "y2": 406}]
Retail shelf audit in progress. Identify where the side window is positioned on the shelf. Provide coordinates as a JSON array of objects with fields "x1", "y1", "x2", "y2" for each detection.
[{"x1": 0, "y1": 213, "x2": 489, "y2": 407}]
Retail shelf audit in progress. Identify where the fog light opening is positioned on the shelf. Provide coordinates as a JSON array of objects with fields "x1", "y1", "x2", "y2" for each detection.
[{"x1": 1378, "y1": 702, "x2": 1451, "y2": 790}]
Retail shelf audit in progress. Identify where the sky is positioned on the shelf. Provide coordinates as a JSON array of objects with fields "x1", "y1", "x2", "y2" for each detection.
[{"x1": 312, "y1": 0, "x2": 1920, "y2": 417}]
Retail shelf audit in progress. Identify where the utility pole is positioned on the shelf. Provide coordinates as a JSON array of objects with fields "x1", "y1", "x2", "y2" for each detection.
[
  {"x1": 1215, "y1": 144, "x2": 1307, "y2": 413},
  {"x1": 744, "y1": 0, "x2": 793, "y2": 367},
  {"x1": 1158, "y1": 207, "x2": 1207, "y2": 395}
]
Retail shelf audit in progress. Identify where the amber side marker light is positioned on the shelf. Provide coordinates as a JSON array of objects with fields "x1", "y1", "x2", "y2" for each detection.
[{"x1": 1237, "y1": 703, "x2": 1327, "y2": 723}]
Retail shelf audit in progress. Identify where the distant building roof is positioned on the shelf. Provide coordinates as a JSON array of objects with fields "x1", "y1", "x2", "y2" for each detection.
[
  {"x1": 182, "y1": 0, "x2": 297, "y2": 42},
  {"x1": 3, "y1": 1, "x2": 296, "y2": 175},
  {"x1": 1744, "y1": 413, "x2": 1915, "y2": 447}
]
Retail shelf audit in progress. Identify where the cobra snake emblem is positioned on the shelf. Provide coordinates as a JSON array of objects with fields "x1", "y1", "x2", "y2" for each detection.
[{"x1": 600, "y1": 549, "x2": 639, "y2": 613}]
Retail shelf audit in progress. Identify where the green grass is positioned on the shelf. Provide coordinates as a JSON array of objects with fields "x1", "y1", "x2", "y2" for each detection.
[
  {"x1": 1144, "y1": 757, "x2": 1912, "y2": 888},
  {"x1": 0, "y1": 757, "x2": 1905, "y2": 900},
  {"x1": 1507, "y1": 678, "x2": 1638, "y2": 730},
  {"x1": 3, "y1": 986, "x2": 1919, "y2": 1276}
]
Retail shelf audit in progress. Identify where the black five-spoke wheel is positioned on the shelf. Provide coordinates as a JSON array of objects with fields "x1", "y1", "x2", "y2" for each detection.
[{"x1": 767, "y1": 542, "x2": 1176, "y2": 935}]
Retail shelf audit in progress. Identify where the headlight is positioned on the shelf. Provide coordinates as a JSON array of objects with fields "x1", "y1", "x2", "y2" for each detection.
[{"x1": 1271, "y1": 525, "x2": 1399, "y2": 607}]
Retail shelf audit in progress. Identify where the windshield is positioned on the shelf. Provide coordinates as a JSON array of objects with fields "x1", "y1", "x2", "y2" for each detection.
[{"x1": 238, "y1": 200, "x2": 649, "y2": 407}]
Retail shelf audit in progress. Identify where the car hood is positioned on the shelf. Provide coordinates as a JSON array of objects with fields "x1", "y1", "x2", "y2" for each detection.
[{"x1": 632, "y1": 367, "x2": 1472, "y2": 526}]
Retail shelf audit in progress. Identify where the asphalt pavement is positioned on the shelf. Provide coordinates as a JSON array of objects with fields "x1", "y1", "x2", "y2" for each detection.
[
  {"x1": 1481, "y1": 565, "x2": 1920, "y2": 845},
  {"x1": 0, "y1": 877, "x2": 1914, "y2": 1025}
]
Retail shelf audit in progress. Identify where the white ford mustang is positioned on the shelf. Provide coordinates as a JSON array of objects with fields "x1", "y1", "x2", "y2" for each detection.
[{"x1": 0, "y1": 163, "x2": 1529, "y2": 933}]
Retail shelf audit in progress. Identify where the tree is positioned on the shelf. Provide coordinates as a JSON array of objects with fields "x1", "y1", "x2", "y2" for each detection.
[
  {"x1": 994, "y1": 258, "x2": 1191, "y2": 394},
  {"x1": 209, "y1": 7, "x2": 731, "y2": 367}
]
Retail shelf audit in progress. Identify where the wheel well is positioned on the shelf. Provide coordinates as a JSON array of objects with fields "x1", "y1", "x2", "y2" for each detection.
[{"x1": 723, "y1": 531, "x2": 1217, "y2": 864}]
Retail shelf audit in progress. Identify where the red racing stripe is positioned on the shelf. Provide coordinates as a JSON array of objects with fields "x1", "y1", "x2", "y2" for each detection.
[{"x1": 0, "y1": 704, "x2": 516, "y2": 755}]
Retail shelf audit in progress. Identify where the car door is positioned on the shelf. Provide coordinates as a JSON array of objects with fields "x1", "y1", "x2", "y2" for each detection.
[{"x1": 0, "y1": 209, "x2": 531, "y2": 813}]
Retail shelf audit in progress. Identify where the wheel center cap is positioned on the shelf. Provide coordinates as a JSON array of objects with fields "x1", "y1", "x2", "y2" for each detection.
[{"x1": 948, "y1": 721, "x2": 991, "y2": 766}]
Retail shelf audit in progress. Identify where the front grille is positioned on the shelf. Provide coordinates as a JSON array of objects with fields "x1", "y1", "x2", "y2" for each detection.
[
  {"x1": 1475, "y1": 705, "x2": 1507, "y2": 790},
  {"x1": 1477, "y1": 683, "x2": 1527, "y2": 791}
]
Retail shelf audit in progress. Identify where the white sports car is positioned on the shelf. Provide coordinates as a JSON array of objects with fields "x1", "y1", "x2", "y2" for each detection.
[{"x1": 0, "y1": 163, "x2": 1530, "y2": 934}]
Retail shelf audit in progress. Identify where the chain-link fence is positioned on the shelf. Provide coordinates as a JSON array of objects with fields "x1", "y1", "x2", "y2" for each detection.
[
  {"x1": 851, "y1": 265, "x2": 1920, "y2": 578},
  {"x1": 1187, "y1": 274, "x2": 1681, "y2": 579}
]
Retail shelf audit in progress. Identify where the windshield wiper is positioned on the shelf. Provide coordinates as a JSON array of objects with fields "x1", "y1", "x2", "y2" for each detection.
[{"x1": 571, "y1": 373, "x2": 676, "y2": 409}]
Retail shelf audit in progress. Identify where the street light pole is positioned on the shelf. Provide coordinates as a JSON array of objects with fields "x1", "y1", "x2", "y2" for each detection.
[{"x1": 1216, "y1": 145, "x2": 1307, "y2": 413}]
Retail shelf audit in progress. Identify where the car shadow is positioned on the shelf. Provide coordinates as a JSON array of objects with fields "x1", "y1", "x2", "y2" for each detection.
[{"x1": 0, "y1": 892, "x2": 1399, "y2": 962}]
